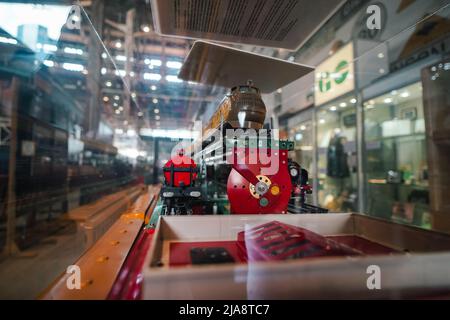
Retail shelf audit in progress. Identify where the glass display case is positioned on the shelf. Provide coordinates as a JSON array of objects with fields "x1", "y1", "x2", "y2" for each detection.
[{"x1": 142, "y1": 214, "x2": 450, "y2": 299}]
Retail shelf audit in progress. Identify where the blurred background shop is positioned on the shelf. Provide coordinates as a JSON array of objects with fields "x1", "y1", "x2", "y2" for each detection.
[{"x1": 273, "y1": 0, "x2": 450, "y2": 230}]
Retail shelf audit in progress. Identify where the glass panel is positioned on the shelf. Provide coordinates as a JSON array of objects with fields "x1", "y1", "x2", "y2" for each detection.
[
  {"x1": 0, "y1": 0, "x2": 450, "y2": 301},
  {"x1": 316, "y1": 95, "x2": 358, "y2": 212},
  {"x1": 288, "y1": 120, "x2": 313, "y2": 173},
  {"x1": 0, "y1": 0, "x2": 219, "y2": 299},
  {"x1": 0, "y1": 1, "x2": 143, "y2": 299},
  {"x1": 355, "y1": 2, "x2": 450, "y2": 229}
]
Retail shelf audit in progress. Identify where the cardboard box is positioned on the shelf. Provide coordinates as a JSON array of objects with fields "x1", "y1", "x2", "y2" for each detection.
[{"x1": 143, "y1": 213, "x2": 450, "y2": 299}]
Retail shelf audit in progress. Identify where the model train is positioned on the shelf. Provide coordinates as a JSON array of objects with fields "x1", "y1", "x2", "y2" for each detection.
[{"x1": 160, "y1": 82, "x2": 324, "y2": 215}]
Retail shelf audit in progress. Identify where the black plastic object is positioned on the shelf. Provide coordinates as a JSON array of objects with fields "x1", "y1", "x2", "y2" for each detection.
[{"x1": 190, "y1": 247, "x2": 235, "y2": 265}]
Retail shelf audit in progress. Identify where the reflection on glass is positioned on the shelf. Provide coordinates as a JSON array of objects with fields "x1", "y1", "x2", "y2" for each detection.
[
  {"x1": 316, "y1": 96, "x2": 358, "y2": 212},
  {"x1": 0, "y1": 2, "x2": 148, "y2": 299},
  {"x1": 289, "y1": 120, "x2": 313, "y2": 172},
  {"x1": 364, "y1": 82, "x2": 429, "y2": 227}
]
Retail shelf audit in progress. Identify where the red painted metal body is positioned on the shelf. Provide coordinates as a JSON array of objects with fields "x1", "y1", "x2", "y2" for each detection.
[
  {"x1": 163, "y1": 154, "x2": 197, "y2": 187},
  {"x1": 227, "y1": 147, "x2": 292, "y2": 214}
]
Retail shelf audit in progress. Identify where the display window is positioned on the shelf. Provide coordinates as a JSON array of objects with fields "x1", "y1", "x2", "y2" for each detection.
[
  {"x1": 364, "y1": 82, "x2": 429, "y2": 227},
  {"x1": 288, "y1": 118, "x2": 314, "y2": 203},
  {"x1": 288, "y1": 120, "x2": 313, "y2": 176},
  {"x1": 316, "y1": 95, "x2": 358, "y2": 212}
]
